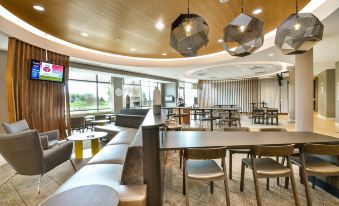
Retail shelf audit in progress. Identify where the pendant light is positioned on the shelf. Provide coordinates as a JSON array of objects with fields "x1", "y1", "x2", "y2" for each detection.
[
  {"x1": 170, "y1": 0, "x2": 209, "y2": 57},
  {"x1": 223, "y1": 0, "x2": 264, "y2": 57},
  {"x1": 275, "y1": 0, "x2": 324, "y2": 55}
]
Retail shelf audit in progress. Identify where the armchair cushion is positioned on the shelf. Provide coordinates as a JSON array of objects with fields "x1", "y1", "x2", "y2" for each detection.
[
  {"x1": 2, "y1": 119, "x2": 30, "y2": 134},
  {"x1": 43, "y1": 141, "x2": 73, "y2": 173},
  {"x1": 40, "y1": 135, "x2": 49, "y2": 150},
  {"x1": 40, "y1": 130, "x2": 59, "y2": 141}
]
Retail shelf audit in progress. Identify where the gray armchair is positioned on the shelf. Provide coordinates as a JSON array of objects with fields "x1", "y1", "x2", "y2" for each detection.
[
  {"x1": 2, "y1": 119, "x2": 59, "y2": 150},
  {"x1": 0, "y1": 130, "x2": 75, "y2": 193}
]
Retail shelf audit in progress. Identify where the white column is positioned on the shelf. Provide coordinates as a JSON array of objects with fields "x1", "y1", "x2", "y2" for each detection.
[
  {"x1": 295, "y1": 49, "x2": 314, "y2": 132},
  {"x1": 288, "y1": 66, "x2": 295, "y2": 123}
]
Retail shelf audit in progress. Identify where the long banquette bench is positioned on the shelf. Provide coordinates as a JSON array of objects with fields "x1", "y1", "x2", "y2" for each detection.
[{"x1": 40, "y1": 109, "x2": 149, "y2": 206}]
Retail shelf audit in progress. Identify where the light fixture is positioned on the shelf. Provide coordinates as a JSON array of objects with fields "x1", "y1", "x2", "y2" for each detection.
[
  {"x1": 130, "y1": 48, "x2": 136, "y2": 52},
  {"x1": 155, "y1": 20, "x2": 165, "y2": 31},
  {"x1": 80, "y1": 32, "x2": 89, "y2": 37},
  {"x1": 268, "y1": 53, "x2": 274, "y2": 57},
  {"x1": 252, "y1": 8, "x2": 262, "y2": 15},
  {"x1": 170, "y1": 0, "x2": 209, "y2": 57},
  {"x1": 218, "y1": 39, "x2": 223, "y2": 43},
  {"x1": 162, "y1": 52, "x2": 167, "y2": 56},
  {"x1": 275, "y1": 0, "x2": 324, "y2": 55},
  {"x1": 223, "y1": 0, "x2": 264, "y2": 57},
  {"x1": 33, "y1": 5, "x2": 45, "y2": 11}
]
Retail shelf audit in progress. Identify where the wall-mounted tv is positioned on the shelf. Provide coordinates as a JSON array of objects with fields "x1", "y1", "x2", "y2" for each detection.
[
  {"x1": 30, "y1": 59, "x2": 65, "y2": 83},
  {"x1": 165, "y1": 95, "x2": 175, "y2": 102}
]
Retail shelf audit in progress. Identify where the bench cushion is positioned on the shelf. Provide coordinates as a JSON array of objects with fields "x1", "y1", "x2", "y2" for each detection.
[
  {"x1": 56, "y1": 164, "x2": 146, "y2": 206},
  {"x1": 87, "y1": 144, "x2": 129, "y2": 165},
  {"x1": 108, "y1": 130, "x2": 138, "y2": 145}
]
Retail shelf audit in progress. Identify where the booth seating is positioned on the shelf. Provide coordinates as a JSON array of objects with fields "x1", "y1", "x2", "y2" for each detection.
[{"x1": 41, "y1": 109, "x2": 149, "y2": 206}]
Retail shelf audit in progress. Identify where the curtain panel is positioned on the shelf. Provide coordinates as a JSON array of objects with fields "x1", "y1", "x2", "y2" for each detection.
[
  {"x1": 197, "y1": 78, "x2": 260, "y2": 112},
  {"x1": 5, "y1": 38, "x2": 70, "y2": 138}
]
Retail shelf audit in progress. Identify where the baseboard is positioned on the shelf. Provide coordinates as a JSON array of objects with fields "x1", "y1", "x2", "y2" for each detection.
[
  {"x1": 317, "y1": 114, "x2": 335, "y2": 120},
  {"x1": 308, "y1": 176, "x2": 339, "y2": 198}
]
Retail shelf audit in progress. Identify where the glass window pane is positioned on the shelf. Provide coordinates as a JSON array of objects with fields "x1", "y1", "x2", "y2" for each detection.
[
  {"x1": 124, "y1": 78, "x2": 140, "y2": 85},
  {"x1": 98, "y1": 83, "x2": 112, "y2": 110},
  {"x1": 69, "y1": 69, "x2": 96, "y2": 81},
  {"x1": 141, "y1": 86, "x2": 153, "y2": 107},
  {"x1": 69, "y1": 80, "x2": 97, "y2": 111},
  {"x1": 123, "y1": 85, "x2": 141, "y2": 108},
  {"x1": 98, "y1": 74, "x2": 111, "y2": 83}
]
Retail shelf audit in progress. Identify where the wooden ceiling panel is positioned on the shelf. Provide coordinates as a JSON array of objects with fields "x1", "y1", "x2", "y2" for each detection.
[{"x1": 0, "y1": 0, "x2": 310, "y2": 58}]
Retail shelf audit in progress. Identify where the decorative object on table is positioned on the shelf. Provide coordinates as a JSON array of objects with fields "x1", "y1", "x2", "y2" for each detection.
[
  {"x1": 223, "y1": 0, "x2": 264, "y2": 57},
  {"x1": 275, "y1": 0, "x2": 324, "y2": 55},
  {"x1": 126, "y1": 95, "x2": 130, "y2": 109},
  {"x1": 170, "y1": 0, "x2": 209, "y2": 57},
  {"x1": 153, "y1": 86, "x2": 161, "y2": 115}
]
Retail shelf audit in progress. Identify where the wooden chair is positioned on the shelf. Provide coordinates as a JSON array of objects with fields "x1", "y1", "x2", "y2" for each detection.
[
  {"x1": 291, "y1": 143, "x2": 339, "y2": 206},
  {"x1": 252, "y1": 109, "x2": 265, "y2": 125},
  {"x1": 223, "y1": 127, "x2": 250, "y2": 179},
  {"x1": 265, "y1": 109, "x2": 279, "y2": 125},
  {"x1": 240, "y1": 145, "x2": 300, "y2": 206},
  {"x1": 183, "y1": 147, "x2": 230, "y2": 206},
  {"x1": 70, "y1": 117, "x2": 85, "y2": 133}
]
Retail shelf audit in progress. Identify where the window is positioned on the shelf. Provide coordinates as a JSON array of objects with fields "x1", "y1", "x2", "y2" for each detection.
[
  {"x1": 69, "y1": 69, "x2": 112, "y2": 112},
  {"x1": 184, "y1": 82, "x2": 198, "y2": 107}
]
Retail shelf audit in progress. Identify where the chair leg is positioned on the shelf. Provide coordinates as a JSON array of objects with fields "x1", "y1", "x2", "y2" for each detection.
[
  {"x1": 240, "y1": 161, "x2": 245, "y2": 192},
  {"x1": 210, "y1": 181, "x2": 214, "y2": 194},
  {"x1": 312, "y1": 176, "x2": 316, "y2": 189},
  {"x1": 266, "y1": 178, "x2": 269, "y2": 190},
  {"x1": 38, "y1": 174, "x2": 44, "y2": 194},
  {"x1": 223, "y1": 158, "x2": 231, "y2": 206},
  {"x1": 229, "y1": 152, "x2": 233, "y2": 179},
  {"x1": 250, "y1": 154, "x2": 262, "y2": 206},
  {"x1": 185, "y1": 176, "x2": 189, "y2": 206},
  {"x1": 183, "y1": 162, "x2": 186, "y2": 195},
  {"x1": 285, "y1": 177, "x2": 289, "y2": 189},
  {"x1": 179, "y1": 150, "x2": 183, "y2": 169},
  {"x1": 0, "y1": 173, "x2": 17, "y2": 188},
  {"x1": 300, "y1": 154, "x2": 312, "y2": 206},
  {"x1": 287, "y1": 157, "x2": 300, "y2": 206},
  {"x1": 69, "y1": 159, "x2": 77, "y2": 172}
]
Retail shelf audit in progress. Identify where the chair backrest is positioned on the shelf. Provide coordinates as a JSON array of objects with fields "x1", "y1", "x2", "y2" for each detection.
[
  {"x1": 224, "y1": 127, "x2": 250, "y2": 132},
  {"x1": 2, "y1": 119, "x2": 30, "y2": 134},
  {"x1": 95, "y1": 114, "x2": 107, "y2": 120},
  {"x1": 0, "y1": 130, "x2": 44, "y2": 175},
  {"x1": 252, "y1": 145, "x2": 294, "y2": 157},
  {"x1": 70, "y1": 117, "x2": 85, "y2": 128},
  {"x1": 184, "y1": 147, "x2": 227, "y2": 160},
  {"x1": 302, "y1": 143, "x2": 339, "y2": 155},
  {"x1": 259, "y1": 128, "x2": 286, "y2": 132},
  {"x1": 181, "y1": 127, "x2": 206, "y2": 131}
]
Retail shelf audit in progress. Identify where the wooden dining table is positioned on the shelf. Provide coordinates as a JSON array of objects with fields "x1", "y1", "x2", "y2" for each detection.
[{"x1": 160, "y1": 131, "x2": 339, "y2": 150}]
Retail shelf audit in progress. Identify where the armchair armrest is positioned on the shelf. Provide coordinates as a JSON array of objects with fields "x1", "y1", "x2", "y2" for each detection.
[
  {"x1": 39, "y1": 135, "x2": 49, "y2": 150},
  {"x1": 40, "y1": 130, "x2": 59, "y2": 141},
  {"x1": 42, "y1": 141, "x2": 73, "y2": 173}
]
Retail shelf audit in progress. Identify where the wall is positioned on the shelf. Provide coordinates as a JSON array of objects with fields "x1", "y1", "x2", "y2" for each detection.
[
  {"x1": 335, "y1": 62, "x2": 339, "y2": 131},
  {"x1": 259, "y1": 77, "x2": 288, "y2": 113},
  {"x1": 162, "y1": 83, "x2": 177, "y2": 107},
  {"x1": 317, "y1": 69, "x2": 335, "y2": 118},
  {"x1": 0, "y1": 50, "x2": 7, "y2": 134}
]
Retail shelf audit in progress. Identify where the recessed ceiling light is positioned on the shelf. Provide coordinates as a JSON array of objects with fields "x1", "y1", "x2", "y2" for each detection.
[
  {"x1": 155, "y1": 20, "x2": 165, "y2": 31},
  {"x1": 33, "y1": 5, "x2": 45, "y2": 11},
  {"x1": 130, "y1": 48, "x2": 136, "y2": 52},
  {"x1": 252, "y1": 8, "x2": 262, "y2": 15},
  {"x1": 218, "y1": 39, "x2": 224, "y2": 43},
  {"x1": 80, "y1": 32, "x2": 89, "y2": 37},
  {"x1": 162, "y1": 53, "x2": 167, "y2": 56},
  {"x1": 268, "y1": 53, "x2": 274, "y2": 57}
]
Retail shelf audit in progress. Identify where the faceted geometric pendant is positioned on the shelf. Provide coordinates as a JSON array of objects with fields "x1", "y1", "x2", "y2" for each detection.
[
  {"x1": 223, "y1": 13, "x2": 264, "y2": 57},
  {"x1": 275, "y1": 13, "x2": 324, "y2": 55},
  {"x1": 170, "y1": 14, "x2": 209, "y2": 57}
]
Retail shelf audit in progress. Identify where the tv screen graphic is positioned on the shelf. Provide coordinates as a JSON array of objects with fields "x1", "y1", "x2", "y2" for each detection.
[{"x1": 30, "y1": 59, "x2": 64, "y2": 83}]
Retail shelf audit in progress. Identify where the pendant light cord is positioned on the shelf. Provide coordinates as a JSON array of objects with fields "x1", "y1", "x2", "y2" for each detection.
[
  {"x1": 187, "y1": 0, "x2": 190, "y2": 15},
  {"x1": 241, "y1": 0, "x2": 244, "y2": 13},
  {"x1": 295, "y1": 0, "x2": 299, "y2": 13}
]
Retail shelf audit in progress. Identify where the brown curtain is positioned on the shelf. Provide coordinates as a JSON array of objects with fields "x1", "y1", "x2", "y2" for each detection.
[
  {"x1": 5, "y1": 38, "x2": 70, "y2": 139},
  {"x1": 197, "y1": 78, "x2": 260, "y2": 112}
]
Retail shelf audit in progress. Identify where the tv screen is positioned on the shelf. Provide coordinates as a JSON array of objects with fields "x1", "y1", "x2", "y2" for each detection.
[{"x1": 30, "y1": 59, "x2": 65, "y2": 83}]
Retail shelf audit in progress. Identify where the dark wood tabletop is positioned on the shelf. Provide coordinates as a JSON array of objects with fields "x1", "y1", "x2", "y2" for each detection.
[{"x1": 160, "y1": 131, "x2": 339, "y2": 150}]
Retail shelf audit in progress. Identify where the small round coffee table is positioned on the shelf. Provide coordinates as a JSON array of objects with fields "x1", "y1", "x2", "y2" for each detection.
[
  {"x1": 67, "y1": 132, "x2": 107, "y2": 159},
  {"x1": 39, "y1": 185, "x2": 119, "y2": 206}
]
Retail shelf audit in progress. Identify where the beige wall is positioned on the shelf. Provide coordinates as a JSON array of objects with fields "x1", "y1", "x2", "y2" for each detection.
[
  {"x1": 317, "y1": 69, "x2": 335, "y2": 118},
  {"x1": 259, "y1": 77, "x2": 288, "y2": 113},
  {"x1": 0, "y1": 50, "x2": 7, "y2": 134}
]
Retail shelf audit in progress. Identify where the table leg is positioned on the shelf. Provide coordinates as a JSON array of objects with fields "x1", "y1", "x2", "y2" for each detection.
[
  {"x1": 91, "y1": 139, "x2": 100, "y2": 156},
  {"x1": 74, "y1": 140, "x2": 83, "y2": 160}
]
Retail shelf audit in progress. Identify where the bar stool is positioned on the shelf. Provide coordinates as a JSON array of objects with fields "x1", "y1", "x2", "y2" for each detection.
[
  {"x1": 183, "y1": 147, "x2": 230, "y2": 206},
  {"x1": 291, "y1": 143, "x2": 339, "y2": 206},
  {"x1": 224, "y1": 127, "x2": 250, "y2": 179},
  {"x1": 240, "y1": 145, "x2": 300, "y2": 206}
]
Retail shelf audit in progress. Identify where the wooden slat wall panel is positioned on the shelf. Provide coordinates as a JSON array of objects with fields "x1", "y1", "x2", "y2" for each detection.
[
  {"x1": 198, "y1": 78, "x2": 260, "y2": 112},
  {"x1": 5, "y1": 38, "x2": 70, "y2": 139}
]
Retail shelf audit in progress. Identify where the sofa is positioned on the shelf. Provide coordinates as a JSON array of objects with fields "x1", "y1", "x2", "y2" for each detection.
[{"x1": 41, "y1": 109, "x2": 149, "y2": 206}]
